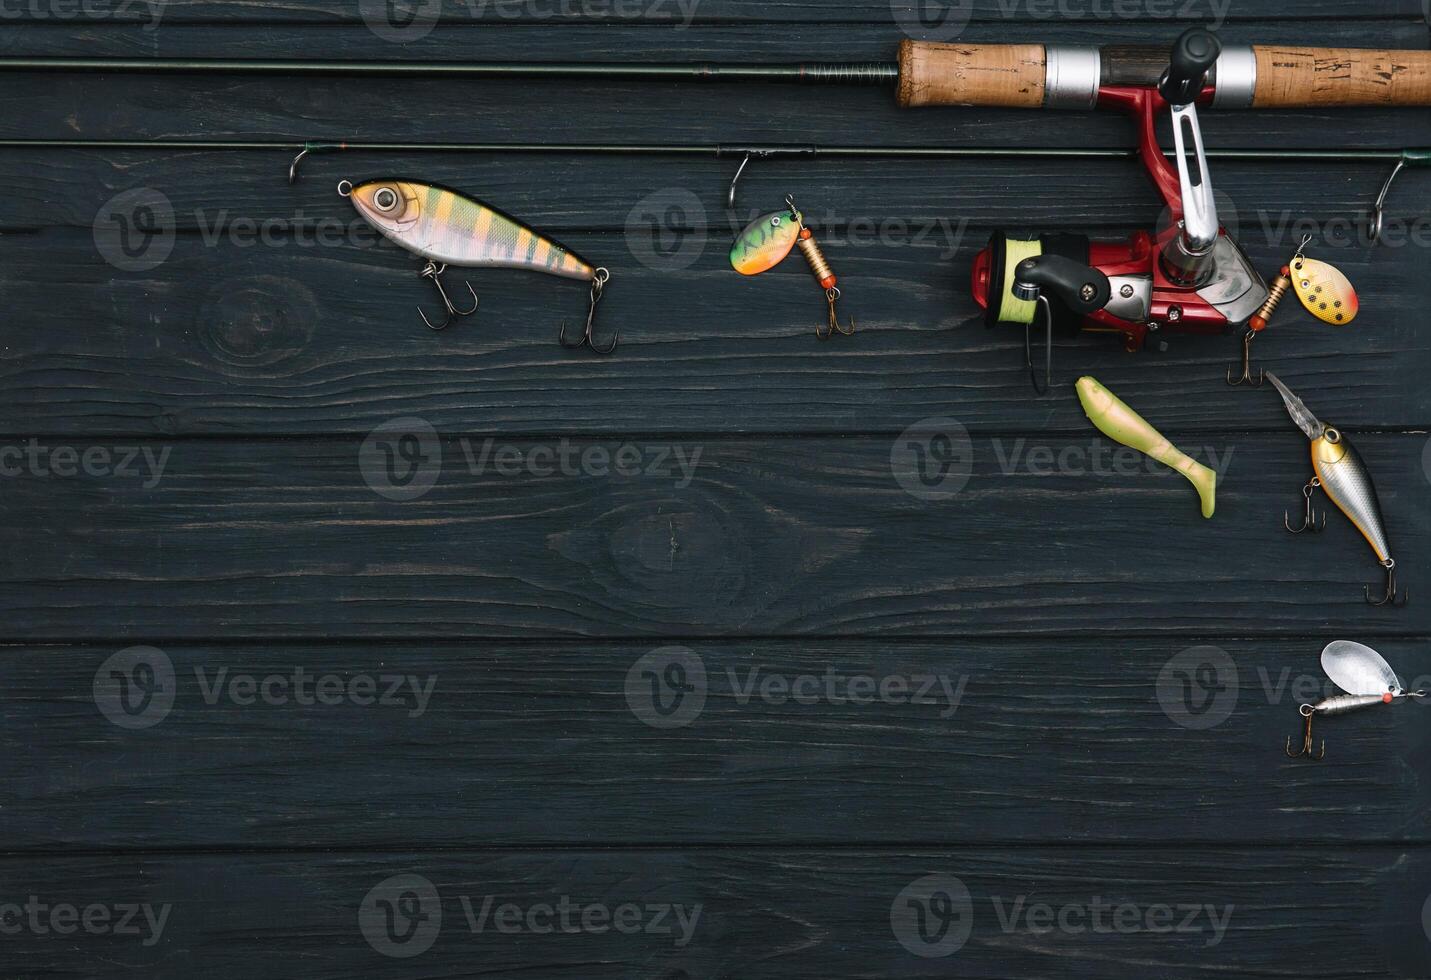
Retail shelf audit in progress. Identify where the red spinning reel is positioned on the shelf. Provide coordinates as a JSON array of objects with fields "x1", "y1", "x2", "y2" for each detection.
[{"x1": 972, "y1": 28, "x2": 1269, "y2": 391}]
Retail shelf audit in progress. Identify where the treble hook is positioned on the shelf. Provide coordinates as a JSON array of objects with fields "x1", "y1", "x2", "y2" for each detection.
[
  {"x1": 1284, "y1": 703, "x2": 1327, "y2": 760},
  {"x1": 1226, "y1": 329, "x2": 1264, "y2": 387},
  {"x1": 417, "y1": 260, "x2": 479, "y2": 331},
  {"x1": 816, "y1": 287, "x2": 856, "y2": 341},
  {"x1": 1366, "y1": 558, "x2": 1409, "y2": 607},
  {"x1": 1284, "y1": 478, "x2": 1326, "y2": 534},
  {"x1": 558, "y1": 268, "x2": 617, "y2": 354}
]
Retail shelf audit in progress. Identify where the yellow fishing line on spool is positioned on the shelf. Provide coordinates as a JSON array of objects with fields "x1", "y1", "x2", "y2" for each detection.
[{"x1": 997, "y1": 237, "x2": 1042, "y2": 325}]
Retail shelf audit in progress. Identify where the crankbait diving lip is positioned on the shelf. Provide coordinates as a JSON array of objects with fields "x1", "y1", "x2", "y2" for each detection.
[{"x1": 1075, "y1": 376, "x2": 1217, "y2": 520}]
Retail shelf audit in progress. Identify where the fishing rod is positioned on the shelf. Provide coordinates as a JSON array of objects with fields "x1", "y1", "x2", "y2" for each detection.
[{"x1": 0, "y1": 138, "x2": 1422, "y2": 232}]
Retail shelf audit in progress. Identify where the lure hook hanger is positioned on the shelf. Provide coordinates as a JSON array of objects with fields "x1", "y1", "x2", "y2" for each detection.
[
  {"x1": 417, "y1": 260, "x2": 480, "y2": 331},
  {"x1": 1366, "y1": 559, "x2": 1408, "y2": 607},
  {"x1": 1285, "y1": 703, "x2": 1327, "y2": 760},
  {"x1": 558, "y1": 268, "x2": 617, "y2": 355},
  {"x1": 1284, "y1": 478, "x2": 1326, "y2": 534}
]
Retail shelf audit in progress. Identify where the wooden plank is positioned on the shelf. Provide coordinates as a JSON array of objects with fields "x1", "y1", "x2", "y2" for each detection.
[
  {"x1": 0, "y1": 0, "x2": 1420, "y2": 26},
  {"x1": 4, "y1": 148, "x2": 1426, "y2": 230},
  {"x1": 0, "y1": 434, "x2": 1424, "y2": 638},
  {"x1": 0, "y1": 848, "x2": 1427, "y2": 977},
  {"x1": 5, "y1": 639, "x2": 1431, "y2": 850},
  {"x1": 0, "y1": 228, "x2": 1424, "y2": 435}
]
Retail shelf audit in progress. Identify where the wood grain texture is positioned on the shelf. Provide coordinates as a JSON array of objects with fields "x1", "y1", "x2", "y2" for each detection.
[
  {"x1": 0, "y1": 434, "x2": 1425, "y2": 639},
  {"x1": 4, "y1": 639, "x2": 1431, "y2": 851},
  {"x1": 1, "y1": 848, "x2": 1428, "y2": 978}
]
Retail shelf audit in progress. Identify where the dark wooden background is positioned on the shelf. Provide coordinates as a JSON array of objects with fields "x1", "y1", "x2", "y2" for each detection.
[{"x1": 1, "y1": 1, "x2": 1430, "y2": 976}]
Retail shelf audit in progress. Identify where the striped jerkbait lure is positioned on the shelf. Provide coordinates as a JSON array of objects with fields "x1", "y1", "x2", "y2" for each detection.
[{"x1": 340, "y1": 179, "x2": 615, "y2": 352}]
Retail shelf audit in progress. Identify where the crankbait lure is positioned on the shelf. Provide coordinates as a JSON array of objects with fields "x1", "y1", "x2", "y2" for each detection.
[
  {"x1": 340, "y1": 179, "x2": 615, "y2": 353},
  {"x1": 1284, "y1": 640, "x2": 1425, "y2": 760},
  {"x1": 1230, "y1": 236, "x2": 1360, "y2": 386},
  {"x1": 731, "y1": 196, "x2": 855, "y2": 340},
  {"x1": 1075, "y1": 377, "x2": 1216, "y2": 519},
  {"x1": 1267, "y1": 372, "x2": 1405, "y2": 606}
]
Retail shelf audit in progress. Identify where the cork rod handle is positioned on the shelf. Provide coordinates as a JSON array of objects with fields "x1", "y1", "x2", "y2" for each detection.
[
  {"x1": 896, "y1": 40, "x2": 1046, "y2": 108},
  {"x1": 1250, "y1": 46, "x2": 1431, "y2": 107}
]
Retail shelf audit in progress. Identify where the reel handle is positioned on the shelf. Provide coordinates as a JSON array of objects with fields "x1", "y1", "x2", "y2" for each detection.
[{"x1": 1159, "y1": 28, "x2": 1220, "y2": 106}]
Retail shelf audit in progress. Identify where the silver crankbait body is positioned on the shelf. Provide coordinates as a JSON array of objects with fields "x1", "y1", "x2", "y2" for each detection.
[{"x1": 1267, "y1": 373, "x2": 1405, "y2": 606}]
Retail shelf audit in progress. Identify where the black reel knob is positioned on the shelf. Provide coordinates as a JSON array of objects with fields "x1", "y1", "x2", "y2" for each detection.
[
  {"x1": 1159, "y1": 27, "x2": 1222, "y2": 105},
  {"x1": 1013, "y1": 255, "x2": 1111, "y2": 315}
]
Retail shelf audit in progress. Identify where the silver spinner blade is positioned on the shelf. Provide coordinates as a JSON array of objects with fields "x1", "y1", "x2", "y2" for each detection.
[{"x1": 1322, "y1": 640, "x2": 1404, "y2": 697}]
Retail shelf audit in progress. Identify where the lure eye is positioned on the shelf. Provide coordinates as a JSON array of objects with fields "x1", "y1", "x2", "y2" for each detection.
[
  {"x1": 770, "y1": 216, "x2": 781, "y2": 227},
  {"x1": 373, "y1": 187, "x2": 399, "y2": 212}
]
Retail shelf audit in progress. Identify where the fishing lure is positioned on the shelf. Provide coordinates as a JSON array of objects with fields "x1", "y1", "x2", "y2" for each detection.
[
  {"x1": 730, "y1": 195, "x2": 855, "y2": 340},
  {"x1": 1229, "y1": 236, "x2": 1360, "y2": 386},
  {"x1": 340, "y1": 179, "x2": 615, "y2": 353},
  {"x1": 1285, "y1": 640, "x2": 1425, "y2": 760},
  {"x1": 1267, "y1": 373, "x2": 1405, "y2": 606},
  {"x1": 1075, "y1": 376, "x2": 1217, "y2": 519}
]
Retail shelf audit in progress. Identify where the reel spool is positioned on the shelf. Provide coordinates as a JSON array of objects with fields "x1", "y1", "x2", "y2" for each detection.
[{"x1": 975, "y1": 231, "x2": 1092, "y2": 337}]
